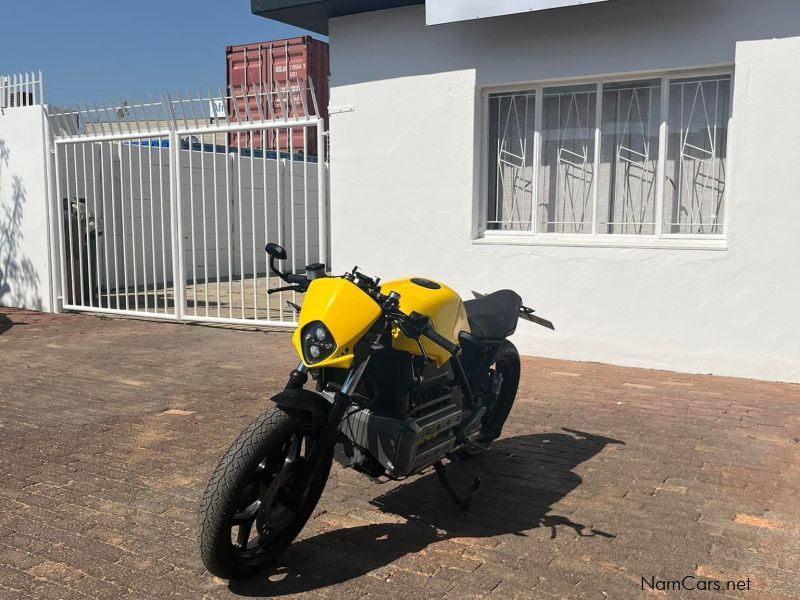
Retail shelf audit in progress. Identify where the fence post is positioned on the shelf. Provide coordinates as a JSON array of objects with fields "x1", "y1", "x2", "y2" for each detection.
[
  {"x1": 316, "y1": 121, "x2": 327, "y2": 267},
  {"x1": 168, "y1": 129, "x2": 184, "y2": 319},
  {"x1": 50, "y1": 132, "x2": 68, "y2": 314},
  {"x1": 42, "y1": 108, "x2": 61, "y2": 313}
]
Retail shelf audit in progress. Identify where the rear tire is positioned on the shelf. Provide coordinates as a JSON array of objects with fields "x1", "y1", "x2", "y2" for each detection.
[
  {"x1": 197, "y1": 407, "x2": 332, "y2": 580},
  {"x1": 459, "y1": 340, "x2": 521, "y2": 457}
]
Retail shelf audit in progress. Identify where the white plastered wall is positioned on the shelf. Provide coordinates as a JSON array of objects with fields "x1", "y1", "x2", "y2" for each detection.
[
  {"x1": 0, "y1": 105, "x2": 54, "y2": 312},
  {"x1": 327, "y1": 0, "x2": 800, "y2": 382}
]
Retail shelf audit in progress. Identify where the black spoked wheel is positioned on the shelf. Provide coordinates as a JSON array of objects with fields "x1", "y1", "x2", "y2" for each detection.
[
  {"x1": 198, "y1": 407, "x2": 332, "y2": 580},
  {"x1": 460, "y1": 340, "x2": 521, "y2": 457}
]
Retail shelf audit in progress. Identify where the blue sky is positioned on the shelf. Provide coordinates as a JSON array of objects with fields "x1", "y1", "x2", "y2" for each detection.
[{"x1": 0, "y1": 1, "x2": 320, "y2": 107}]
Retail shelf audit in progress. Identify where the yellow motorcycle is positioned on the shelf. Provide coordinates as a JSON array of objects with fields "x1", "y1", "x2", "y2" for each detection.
[{"x1": 197, "y1": 243, "x2": 554, "y2": 579}]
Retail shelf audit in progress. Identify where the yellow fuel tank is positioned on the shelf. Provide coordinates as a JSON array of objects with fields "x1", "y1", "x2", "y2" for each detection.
[{"x1": 381, "y1": 278, "x2": 471, "y2": 367}]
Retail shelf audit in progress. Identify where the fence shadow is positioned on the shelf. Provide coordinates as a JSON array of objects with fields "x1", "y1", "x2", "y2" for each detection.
[
  {"x1": 0, "y1": 139, "x2": 42, "y2": 311},
  {"x1": 229, "y1": 428, "x2": 623, "y2": 597},
  {"x1": 0, "y1": 312, "x2": 16, "y2": 335}
]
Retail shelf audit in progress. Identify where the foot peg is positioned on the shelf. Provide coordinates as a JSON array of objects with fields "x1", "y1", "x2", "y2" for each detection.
[{"x1": 433, "y1": 461, "x2": 481, "y2": 511}]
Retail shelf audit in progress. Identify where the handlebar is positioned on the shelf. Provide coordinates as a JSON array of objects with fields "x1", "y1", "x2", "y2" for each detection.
[
  {"x1": 264, "y1": 247, "x2": 458, "y2": 356},
  {"x1": 388, "y1": 308, "x2": 459, "y2": 356},
  {"x1": 268, "y1": 283, "x2": 303, "y2": 294},
  {"x1": 268, "y1": 275, "x2": 308, "y2": 294},
  {"x1": 267, "y1": 264, "x2": 310, "y2": 295},
  {"x1": 421, "y1": 321, "x2": 458, "y2": 354}
]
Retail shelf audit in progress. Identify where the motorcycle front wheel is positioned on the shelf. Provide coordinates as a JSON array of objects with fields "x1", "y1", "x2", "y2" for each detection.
[{"x1": 197, "y1": 406, "x2": 332, "y2": 579}]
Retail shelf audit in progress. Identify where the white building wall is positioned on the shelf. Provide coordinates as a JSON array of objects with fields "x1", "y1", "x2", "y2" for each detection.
[
  {"x1": 0, "y1": 105, "x2": 54, "y2": 312},
  {"x1": 328, "y1": 0, "x2": 800, "y2": 382}
]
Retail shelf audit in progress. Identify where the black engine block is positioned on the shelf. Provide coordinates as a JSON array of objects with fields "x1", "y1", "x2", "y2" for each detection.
[{"x1": 334, "y1": 349, "x2": 465, "y2": 477}]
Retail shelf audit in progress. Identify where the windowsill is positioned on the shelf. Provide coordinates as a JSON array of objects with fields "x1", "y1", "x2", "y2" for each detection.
[{"x1": 474, "y1": 232, "x2": 728, "y2": 251}]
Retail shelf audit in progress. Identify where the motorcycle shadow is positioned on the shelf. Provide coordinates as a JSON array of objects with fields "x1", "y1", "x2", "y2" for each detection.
[{"x1": 228, "y1": 428, "x2": 623, "y2": 597}]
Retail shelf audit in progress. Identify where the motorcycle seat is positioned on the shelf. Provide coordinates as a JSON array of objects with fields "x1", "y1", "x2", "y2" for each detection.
[{"x1": 463, "y1": 289, "x2": 522, "y2": 342}]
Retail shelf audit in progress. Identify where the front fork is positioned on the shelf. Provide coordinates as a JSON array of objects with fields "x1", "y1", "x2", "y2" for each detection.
[
  {"x1": 284, "y1": 362, "x2": 310, "y2": 391},
  {"x1": 283, "y1": 358, "x2": 369, "y2": 508}
]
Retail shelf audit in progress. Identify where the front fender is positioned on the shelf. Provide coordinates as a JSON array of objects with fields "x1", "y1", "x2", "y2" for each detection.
[{"x1": 270, "y1": 389, "x2": 332, "y2": 433}]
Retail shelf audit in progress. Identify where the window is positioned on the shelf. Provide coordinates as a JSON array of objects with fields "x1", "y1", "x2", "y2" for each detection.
[
  {"x1": 539, "y1": 84, "x2": 597, "y2": 234},
  {"x1": 664, "y1": 76, "x2": 730, "y2": 234},
  {"x1": 598, "y1": 79, "x2": 661, "y2": 235},
  {"x1": 484, "y1": 72, "x2": 731, "y2": 240},
  {"x1": 487, "y1": 91, "x2": 536, "y2": 231}
]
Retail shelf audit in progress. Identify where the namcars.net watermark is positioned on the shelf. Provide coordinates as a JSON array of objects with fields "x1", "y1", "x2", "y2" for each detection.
[{"x1": 642, "y1": 576, "x2": 752, "y2": 593}]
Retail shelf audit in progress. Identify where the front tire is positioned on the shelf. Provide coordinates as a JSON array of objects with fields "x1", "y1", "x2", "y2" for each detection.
[{"x1": 197, "y1": 407, "x2": 332, "y2": 579}]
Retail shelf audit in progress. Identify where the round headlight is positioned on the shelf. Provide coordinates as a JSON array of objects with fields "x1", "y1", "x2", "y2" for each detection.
[{"x1": 301, "y1": 321, "x2": 336, "y2": 364}]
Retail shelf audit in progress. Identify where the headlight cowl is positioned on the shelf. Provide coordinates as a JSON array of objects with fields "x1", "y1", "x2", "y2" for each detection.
[{"x1": 302, "y1": 321, "x2": 336, "y2": 365}]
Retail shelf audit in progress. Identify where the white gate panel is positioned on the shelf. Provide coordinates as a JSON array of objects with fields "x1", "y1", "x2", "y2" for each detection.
[
  {"x1": 180, "y1": 145, "x2": 236, "y2": 286},
  {"x1": 56, "y1": 136, "x2": 177, "y2": 316},
  {"x1": 115, "y1": 141, "x2": 174, "y2": 307},
  {"x1": 282, "y1": 159, "x2": 322, "y2": 275},
  {"x1": 48, "y1": 84, "x2": 328, "y2": 326}
]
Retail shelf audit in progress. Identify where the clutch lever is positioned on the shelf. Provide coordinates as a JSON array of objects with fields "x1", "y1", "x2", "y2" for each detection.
[{"x1": 268, "y1": 284, "x2": 302, "y2": 294}]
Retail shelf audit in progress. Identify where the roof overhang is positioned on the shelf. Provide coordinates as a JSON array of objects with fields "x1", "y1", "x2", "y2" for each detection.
[
  {"x1": 251, "y1": 0, "x2": 617, "y2": 33},
  {"x1": 426, "y1": 0, "x2": 614, "y2": 25},
  {"x1": 250, "y1": 0, "x2": 425, "y2": 35}
]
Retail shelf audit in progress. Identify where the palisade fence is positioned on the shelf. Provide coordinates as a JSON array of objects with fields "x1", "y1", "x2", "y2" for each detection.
[
  {"x1": 46, "y1": 81, "x2": 328, "y2": 326},
  {"x1": 0, "y1": 71, "x2": 44, "y2": 107}
]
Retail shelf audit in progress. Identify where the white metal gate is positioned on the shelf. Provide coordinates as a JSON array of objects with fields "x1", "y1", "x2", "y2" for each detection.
[{"x1": 47, "y1": 83, "x2": 327, "y2": 326}]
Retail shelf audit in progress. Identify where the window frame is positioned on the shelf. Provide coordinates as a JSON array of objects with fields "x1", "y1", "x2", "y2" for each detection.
[{"x1": 477, "y1": 67, "x2": 734, "y2": 249}]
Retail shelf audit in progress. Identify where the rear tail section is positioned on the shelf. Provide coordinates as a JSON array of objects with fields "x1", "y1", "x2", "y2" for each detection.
[{"x1": 471, "y1": 291, "x2": 555, "y2": 331}]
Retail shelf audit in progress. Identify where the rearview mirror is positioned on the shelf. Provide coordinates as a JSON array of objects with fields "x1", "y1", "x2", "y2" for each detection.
[{"x1": 265, "y1": 243, "x2": 287, "y2": 261}]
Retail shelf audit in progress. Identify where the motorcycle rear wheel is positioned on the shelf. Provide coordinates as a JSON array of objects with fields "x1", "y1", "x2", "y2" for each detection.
[
  {"x1": 460, "y1": 340, "x2": 521, "y2": 457},
  {"x1": 197, "y1": 406, "x2": 332, "y2": 580}
]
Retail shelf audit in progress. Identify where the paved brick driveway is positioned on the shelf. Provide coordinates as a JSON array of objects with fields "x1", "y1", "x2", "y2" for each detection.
[{"x1": 0, "y1": 308, "x2": 798, "y2": 599}]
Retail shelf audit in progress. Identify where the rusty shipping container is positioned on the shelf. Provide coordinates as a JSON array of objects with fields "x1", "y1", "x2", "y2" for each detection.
[{"x1": 226, "y1": 36, "x2": 329, "y2": 157}]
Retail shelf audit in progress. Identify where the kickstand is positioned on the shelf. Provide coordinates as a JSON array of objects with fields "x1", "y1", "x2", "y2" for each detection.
[{"x1": 433, "y1": 461, "x2": 481, "y2": 511}]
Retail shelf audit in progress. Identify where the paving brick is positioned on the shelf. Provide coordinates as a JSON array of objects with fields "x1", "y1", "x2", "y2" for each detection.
[{"x1": 0, "y1": 308, "x2": 799, "y2": 599}]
